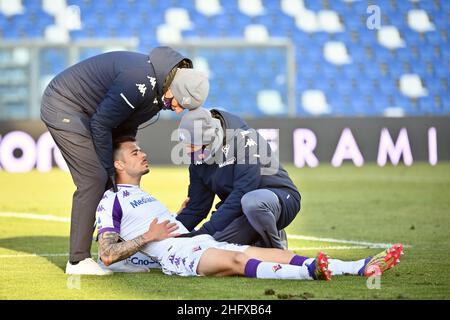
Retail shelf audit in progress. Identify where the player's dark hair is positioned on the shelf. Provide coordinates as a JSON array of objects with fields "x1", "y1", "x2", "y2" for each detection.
[
  {"x1": 113, "y1": 136, "x2": 136, "y2": 160},
  {"x1": 162, "y1": 59, "x2": 193, "y2": 94}
]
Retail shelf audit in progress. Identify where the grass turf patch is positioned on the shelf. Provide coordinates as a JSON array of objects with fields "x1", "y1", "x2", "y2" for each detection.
[{"x1": 0, "y1": 163, "x2": 449, "y2": 299}]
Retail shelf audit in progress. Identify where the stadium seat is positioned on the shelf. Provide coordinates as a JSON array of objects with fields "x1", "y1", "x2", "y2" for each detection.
[
  {"x1": 317, "y1": 10, "x2": 344, "y2": 33},
  {"x1": 165, "y1": 8, "x2": 194, "y2": 31},
  {"x1": 301, "y1": 89, "x2": 331, "y2": 116},
  {"x1": 0, "y1": 0, "x2": 24, "y2": 16},
  {"x1": 399, "y1": 74, "x2": 428, "y2": 99},
  {"x1": 377, "y1": 26, "x2": 405, "y2": 50},
  {"x1": 244, "y1": 24, "x2": 269, "y2": 42},
  {"x1": 238, "y1": 0, "x2": 265, "y2": 17},
  {"x1": 195, "y1": 0, "x2": 223, "y2": 16},
  {"x1": 323, "y1": 41, "x2": 352, "y2": 65},
  {"x1": 408, "y1": 9, "x2": 436, "y2": 33},
  {"x1": 295, "y1": 9, "x2": 321, "y2": 33},
  {"x1": 257, "y1": 90, "x2": 287, "y2": 116},
  {"x1": 0, "y1": 0, "x2": 448, "y2": 118}
]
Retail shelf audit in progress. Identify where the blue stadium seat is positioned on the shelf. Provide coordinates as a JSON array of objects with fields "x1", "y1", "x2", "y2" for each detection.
[
  {"x1": 375, "y1": 48, "x2": 397, "y2": 65},
  {"x1": 39, "y1": 48, "x2": 68, "y2": 75},
  {"x1": 0, "y1": 14, "x2": 7, "y2": 34},
  {"x1": 392, "y1": 95, "x2": 421, "y2": 115},
  {"x1": 396, "y1": 48, "x2": 417, "y2": 64},
  {"x1": 370, "y1": 94, "x2": 390, "y2": 115},
  {"x1": 357, "y1": 78, "x2": 375, "y2": 95},
  {"x1": 395, "y1": 0, "x2": 414, "y2": 12},
  {"x1": 354, "y1": 100, "x2": 382, "y2": 116},
  {"x1": 434, "y1": 64, "x2": 449, "y2": 79},
  {"x1": 386, "y1": 62, "x2": 405, "y2": 78},
  {"x1": 313, "y1": 32, "x2": 332, "y2": 45},
  {"x1": 2, "y1": 28, "x2": 23, "y2": 39},
  {"x1": 419, "y1": 46, "x2": 440, "y2": 61},
  {"x1": 348, "y1": 45, "x2": 370, "y2": 63},
  {"x1": 401, "y1": 29, "x2": 425, "y2": 46},
  {"x1": 23, "y1": 0, "x2": 44, "y2": 12},
  {"x1": 329, "y1": 1, "x2": 352, "y2": 16},
  {"x1": 378, "y1": 79, "x2": 397, "y2": 96},
  {"x1": 25, "y1": 25, "x2": 43, "y2": 38},
  {"x1": 341, "y1": 64, "x2": 361, "y2": 80},
  {"x1": 1, "y1": 0, "x2": 448, "y2": 117},
  {"x1": 264, "y1": 0, "x2": 281, "y2": 12},
  {"x1": 441, "y1": 0, "x2": 450, "y2": 12},
  {"x1": 411, "y1": 62, "x2": 432, "y2": 77},
  {"x1": 321, "y1": 65, "x2": 339, "y2": 81},
  {"x1": 423, "y1": 77, "x2": 445, "y2": 94},
  {"x1": 431, "y1": 13, "x2": 449, "y2": 29},
  {"x1": 417, "y1": 96, "x2": 442, "y2": 115},
  {"x1": 328, "y1": 94, "x2": 354, "y2": 116},
  {"x1": 417, "y1": 0, "x2": 439, "y2": 12},
  {"x1": 70, "y1": 29, "x2": 88, "y2": 40},
  {"x1": 297, "y1": 60, "x2": 318, "y2": 80},
  {"x1": 335, "y1": 79, "x2": 354, "y2": 96},
  {"x1": 304, "y1": 0, "x2": 323, "y2": 11},
  {"x1": 345, "y1": 16, "x2": 365, "y2": 31},
  {"x1": 425, "y1": 32, "x2": 444, "y2": 46}
]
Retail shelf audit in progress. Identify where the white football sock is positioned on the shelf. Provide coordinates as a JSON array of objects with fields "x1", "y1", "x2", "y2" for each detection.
[
  {"x1": 328, "y1": 258, "x2": 366, "y2": 275},
  {"x1": 255, "y1": 262, "x2": 313, "y2": 280}
]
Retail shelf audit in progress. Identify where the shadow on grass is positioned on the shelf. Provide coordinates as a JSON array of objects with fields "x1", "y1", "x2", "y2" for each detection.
[{"x1": 0, "y1": 236, "x2": 77, "y2": 272}]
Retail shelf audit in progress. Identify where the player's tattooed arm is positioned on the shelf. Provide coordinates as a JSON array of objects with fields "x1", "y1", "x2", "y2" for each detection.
[
  {"x1": 99, "y1": 218, "x2": 180, "y2": 266},
  {"x1": 98, "y1": 232, "x2": 147, "y2": 266}
]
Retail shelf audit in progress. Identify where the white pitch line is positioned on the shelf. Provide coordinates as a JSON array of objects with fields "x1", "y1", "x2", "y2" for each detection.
[
  {"x1": 290, "y1": 246, "x2": 372, "y2": 251},
  {"x1": 0, "y1": 212, "x2": 70, "y2": 223},
  {"x1": 0, "y1": 253, "x2": 99, "y2": 259},
  {"x1": 0, "y1": 253, "x2": 70, "y2": 258},
  {"x1": 0, "y1": 212, "x2": 411, "y2": 249},
  {"x1": 287, "y1": 234, "x2": 408, "y2": 248},
  {"x1": 288, "y1": 246, "x2": 386, "y2": 251}
]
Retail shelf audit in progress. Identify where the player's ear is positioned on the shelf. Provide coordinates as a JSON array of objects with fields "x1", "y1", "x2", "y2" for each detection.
[{"x1": 114, "y1": 160, "x2": 124, "y2": 171}]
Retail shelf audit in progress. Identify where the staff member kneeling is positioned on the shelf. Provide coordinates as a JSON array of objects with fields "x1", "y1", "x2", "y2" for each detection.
[{"x1": 169, "y1": 72, "x2": 301, "y2": 249}]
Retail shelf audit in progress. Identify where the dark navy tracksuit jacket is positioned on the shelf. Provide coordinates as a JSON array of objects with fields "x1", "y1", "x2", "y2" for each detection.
[
  {"x1": 41, "y1": 47, "x2": 190, "y2": 176},
  {"x1": 176, "y1": 109, "x2": 301, "y2": 237}
]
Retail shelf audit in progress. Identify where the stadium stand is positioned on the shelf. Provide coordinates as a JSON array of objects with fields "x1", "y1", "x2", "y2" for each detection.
[{"x1": 0, "y1": 0, "x2": 448, "y2": 118}]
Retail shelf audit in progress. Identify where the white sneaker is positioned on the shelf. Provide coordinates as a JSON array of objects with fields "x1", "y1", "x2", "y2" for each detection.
[
  {"x1": 65, "y1": 258, "x2": 113, "y2": 276},
  {"x1": 97, "y1": 258, "x2": 149, "y2": 273}
]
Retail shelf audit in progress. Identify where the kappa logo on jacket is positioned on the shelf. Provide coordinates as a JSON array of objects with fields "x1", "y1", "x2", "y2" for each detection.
[
  {"x1": 222, "y1": 144, "x2": 230, "y2": 157},
  {"x1": 147, "y1": 76, "x2": 156, "y2": 90},
  {"x1": 136, "y1": 83, "x2": 147, "y2": 97},
  {"x1": 245, "y1": 137, "x2": 257, "y2": 148}
]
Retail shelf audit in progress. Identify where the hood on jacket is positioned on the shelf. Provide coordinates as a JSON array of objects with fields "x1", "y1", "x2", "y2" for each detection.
[
  {"x1": 212, "y1": 109, "x2": 249, "y2": 144},
  {"x1": 148, "y1": 46, "x2": 193, "y2": 96},
  {"x1": 199, "y1": 109, "x2": 250, "y2": 162}
]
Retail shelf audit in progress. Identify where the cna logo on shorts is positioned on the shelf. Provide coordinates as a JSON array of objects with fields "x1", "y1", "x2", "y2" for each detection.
[{"x1": 127, "y1": 256, "x2": 160, "y2": 268}]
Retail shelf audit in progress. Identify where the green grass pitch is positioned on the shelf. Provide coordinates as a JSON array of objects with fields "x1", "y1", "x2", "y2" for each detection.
[{"x1": 0, "y1": 163, "x2": 449, "y2": 300}]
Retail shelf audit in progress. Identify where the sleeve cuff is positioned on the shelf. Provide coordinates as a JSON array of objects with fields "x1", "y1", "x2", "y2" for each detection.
[{"x1": 97, "y1": 227, "x2": 120, "y2": 236}]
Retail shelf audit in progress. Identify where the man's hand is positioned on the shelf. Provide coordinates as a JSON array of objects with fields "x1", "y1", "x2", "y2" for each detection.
[
  {"x1": 176, "y1": 197, "x2": 190, "y2": 215},
  {"x1": 143, "y1": 219, "x2": 180, "y2": 243}
]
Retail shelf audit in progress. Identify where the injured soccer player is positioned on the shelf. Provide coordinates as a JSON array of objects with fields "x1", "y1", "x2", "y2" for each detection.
[{"x1": 91, "y1": 136, "x2": 404, "y2": 280}]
